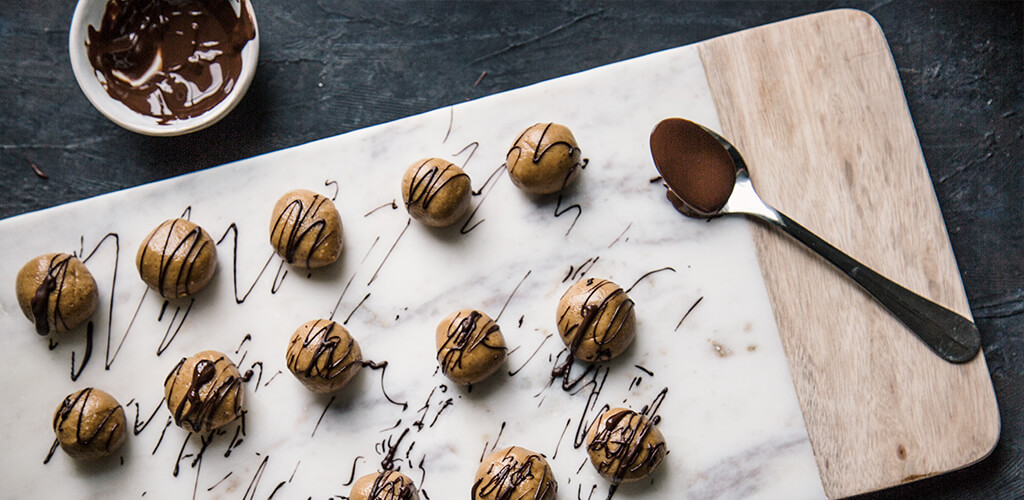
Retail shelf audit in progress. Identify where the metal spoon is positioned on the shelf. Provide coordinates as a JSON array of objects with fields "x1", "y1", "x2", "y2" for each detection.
[{"x1": 650, "y1": 118, "x2": 980, "y2": 364}]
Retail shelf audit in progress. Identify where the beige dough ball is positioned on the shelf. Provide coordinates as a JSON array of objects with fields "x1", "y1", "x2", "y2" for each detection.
[
  {"x1": 164, "y1": 350, "x2": 244, "y2": 433},
  {"x1": 136, "y1": 218, "x2": 217, "y2": 299},
  {"x1": 286, "y1": 319, "x2": 363, "y2": 394},
  {"x1": 473, "y1": 446, "x2": 557, "y2": 500},
  {"x1": 436, "y1": 309, "x2": 507, "y2": 385},
  {"x1": 556, "y1": 277, "x2": 636, "y2": 362},
  {"x1": 349, "y1": 470, "x2": 420, "y2": 500},
  {"x1": 270, "y1": 189, "x2": 344, "y2": 268},
  {"x1": 401, "y1": 158, "x2": 472, "y2": 227},
  {"x1": 15, "y1": 253, "x2": 98, "y2": 335},
  {"x1": 505, "y1": 122, "x2": 584, "y2": 194},
  {"x1": 585, "y1": 407, "x2": 667, "y2": 483},
  {"x1": 52, "y1": 388, "x2": 127, "y2": 460}
]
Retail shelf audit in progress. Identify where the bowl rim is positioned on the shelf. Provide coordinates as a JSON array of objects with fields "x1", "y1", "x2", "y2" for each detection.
[{"x1": 68, "y1": 0, "x2": 260, "y2": 137}]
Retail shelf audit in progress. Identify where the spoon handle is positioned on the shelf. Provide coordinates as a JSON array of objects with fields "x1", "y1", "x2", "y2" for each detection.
[{"x1": 770, "y1": 210, "x2": 981, "y2": 363}]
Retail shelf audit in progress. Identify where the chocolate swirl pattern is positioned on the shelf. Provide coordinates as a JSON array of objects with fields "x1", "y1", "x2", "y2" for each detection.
[
  {"x1": 52, "y1": 388, "x2": 127, "y2": 460},
  {"x1": 85, "y1": 0, "x2": 256, "y2": 124},
  {"x1": 286, "y1": 319, "x2": 363, "y2": 394},
  {"x1": 435, "y1": 309, "x2": 507, "y2": 385},
  {"x1": 401, "y1": 158, "x2": 472, "y2": 227},
  {"x1": 164, "y1": 350, "x2": 244, "y2": 433},
  {"x1": 472, "y1": 446, "x2": 557, "y2": 500},
  {"x1": 505, "y1": 122, "x2": 587, "y2": 195},
  {"x1": 270, "y1": 189, "x2": 344, "y2": 268},
  {"x1": 136, "y1": 218, "x2": 217, "y2": 299},
  {"x1": 556, "y1": 277, "x2": 636, "y2": 362},
  {"x1": 585, "y1": 390, "x2": 668, "y2": 488},
  {"x1": 16, "y1": 253, "x2": 98, "y2": 335},
  {"x1": 350, "y1": 470, "x2": 420, "y2": 500}
]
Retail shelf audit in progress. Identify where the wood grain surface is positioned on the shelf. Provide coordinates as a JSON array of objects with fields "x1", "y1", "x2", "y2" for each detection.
[{"x1": 697, "y1": 10, "x2": 1000, "y2": 499}]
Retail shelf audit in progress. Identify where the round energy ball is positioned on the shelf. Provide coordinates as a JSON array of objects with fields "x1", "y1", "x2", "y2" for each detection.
[
  {"x1": 401, "y1": 157, "x2": 472, "y2": 227},
  {"x1": 349, "y1": 470, "x2": 420, "y2": 500},
  {"x1": 136, "y1": 218, "x2": 217, "y2": 299},
  {"x1": 585, "y1": 407, "x2": 667, "y2": 483},
  {"x1": 52, "y1": 388, "x2": 127, "y2": 460},
  {"x1": 270, "y1": 189, "x2": 344, "y2": 268},
  {"x1": 556, "y1": 277, "x2": 636, "y2": 362},
  {"x1": 286, "y1": 319, "x2": 363, "y2": 394},
  {"x1": 435, "y1": 309, "x2": 507, "y2": 385},
  {"x1": 473, "y1": 446, "x2": 557, "y2": 500},
  {"x1": 505, "y1": 122, "x2": 584, "y2": 194},
  {"x1": 16, "y1": 253, "x2": 98, "y2": 335},
  {"x1": 164, "y1": 350, "x2": 244, "y2": 433}
]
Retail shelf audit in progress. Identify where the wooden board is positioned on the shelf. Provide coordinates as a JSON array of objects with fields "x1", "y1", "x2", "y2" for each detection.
[{"x1": 698, "y1": 9, "x2": 1000, "y2": 498}]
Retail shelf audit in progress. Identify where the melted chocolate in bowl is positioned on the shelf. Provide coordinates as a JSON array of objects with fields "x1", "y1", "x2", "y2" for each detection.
[
  {"x1": 86, "y1": 0, "x2": 256, "y2": 125},
  {"x1": 650, "y1": 118, "x2": 737, "y2": 215}
]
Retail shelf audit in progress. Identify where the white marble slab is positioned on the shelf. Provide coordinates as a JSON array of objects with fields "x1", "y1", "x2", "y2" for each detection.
[{"x1": 0, "y1": 43, "x2": 825, "y2": 499}]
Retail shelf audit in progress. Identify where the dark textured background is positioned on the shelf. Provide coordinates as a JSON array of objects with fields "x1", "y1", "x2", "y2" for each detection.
[{"x1": 1, "y1": 1, "x2": 1020, "y2": 498}]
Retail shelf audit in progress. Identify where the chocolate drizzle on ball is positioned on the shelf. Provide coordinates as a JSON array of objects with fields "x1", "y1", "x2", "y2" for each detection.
[
  {"x1": 30, "y1": 256, "x2": 67, "y2": 335},
  {"x1": 402, "y1": 158, "x2": 472, "y2": 227},
  {"x1": 17, "y1": 252, "x2": 99, "y2": 336},
  {"x1": 270, "y1": 190, "x2": 343, "y2": 268},
  {"x1": 85, "y1": 0, "x2": 256, "y2": 124},
  {"x1": 164, "y1": 351, "x2": 244, "y2": 433},
  {"x1": 472, "y1": 446, "x2": 557, "y2": 500},
  {"x1": 52, "y1": 388, "x2": 127, "y2": 460},
  {"x1": 506, "y1": 122, "x2": 587, "y2": 195},
  {"x1": 586, "y1": 389, "x2": 669, "y2": 496},
  {"x1": 556, "y1": 278, "x2": 636, "y2": 363},
  {"x1": 286, "y1": 319, "x2": 363, "y2": 393},
  {"x1": 137, "y1": 218, "x2": 217, "y2": 299},
  {"x1": 436, "y1": 309, "x2": 507, "y2": 385},
  {"x1": 350, "y1": 470, "x2": 420, "y2": 500},
  {"x1": 369, "y1": 470, "x2": 417, "y2": 500},
  {"x1": 405, "y1": 159, "x2": 469, "y2": 211}
]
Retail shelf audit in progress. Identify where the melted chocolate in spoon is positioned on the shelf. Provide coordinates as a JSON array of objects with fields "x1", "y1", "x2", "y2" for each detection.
[{"x1": 649, "y1": 118, "x2": 736, "y2": 216}]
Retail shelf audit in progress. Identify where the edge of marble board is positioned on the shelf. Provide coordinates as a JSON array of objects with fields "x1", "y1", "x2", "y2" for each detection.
[{"x1": 3, "y1": 38, "x2": 679, "y2": 228}]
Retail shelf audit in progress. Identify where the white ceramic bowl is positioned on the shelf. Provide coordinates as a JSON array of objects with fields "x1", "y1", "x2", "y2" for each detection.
[{"x1": 68, "y1": 0, "x2": 259, "y2": 137}]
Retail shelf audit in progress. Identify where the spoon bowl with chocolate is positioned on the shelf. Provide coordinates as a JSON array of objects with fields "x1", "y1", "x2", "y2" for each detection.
[
  {"x1": 650, "y1": 117, "x2": 980, "y2": 364},
  {"x1": 69, "y1": 0, "x2": 259, "y2": 136}
]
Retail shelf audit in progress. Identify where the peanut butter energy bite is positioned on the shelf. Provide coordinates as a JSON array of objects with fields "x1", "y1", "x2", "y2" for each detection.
[
  {"x1": 401, "y1": 157, "x2": 472, "y2": 227},
  {"x1": 286, "y1": 319, "x2": 363, "y2": 394},
  {"x1": 473, "y1": 446, "x2": 557, "y2": 500},
  {"x1": 506, "y1": 122, "x2": 584, "y2": 194},
  {"x1": 436, "y1": 309, "x2": 507, "y2": 385},
  {"x1": 15, "y1": 253, "x2": 98, "y2": 335},
  {"x1": 52, "y1": 388, "x2": 127, "y2": 460},
  {"x1": 556, "y1": 277, "x2": 637, "y2": 362},
  {"x1": 350, "y1": 470, "x2": 421, "y2": 500},
  {"x1": 586, "y1": 407, "x2": 667, "y2": 484},
  {"x1": 270, "y1": 189, "x2": 344, "y2": 268},
  {"x1": 136, "y1": 218, "x2": 217, "y2": 299},
  {"x1": 164, "y1": 350, "x2": 245, "y2": 433}
]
